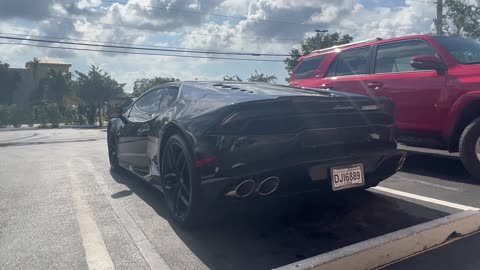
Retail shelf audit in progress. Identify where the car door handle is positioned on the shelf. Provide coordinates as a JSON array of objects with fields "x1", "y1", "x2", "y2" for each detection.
[
  {"x1": 319, "y1": 83, "x2": 332, "y2": 90},
  {"x1": 137, "y1": 124, "x2": 150, "y2": 136},
  {"x1": 367, "y1": 82, "x2": 383, "y2": 90}
]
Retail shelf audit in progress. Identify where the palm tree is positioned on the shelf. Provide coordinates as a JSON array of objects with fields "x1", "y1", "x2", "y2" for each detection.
[
  {"x1": 42, "y1": 69, "x2": 73, "y2": 107},
  {"x1": 26, "y1": 58, "x2": 40, "y2": 80}
]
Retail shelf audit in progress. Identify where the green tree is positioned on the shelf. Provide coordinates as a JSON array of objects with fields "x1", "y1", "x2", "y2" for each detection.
[
  {"x1": 133, "y1": 77, "x2": 179, "y2": 97},
  {"x1": 26, "y1": 58, "x2": 40, "y2": 80},
  {"x1": 247, "y1": 70, "x2": 277, "y2": 83},
  {"x1": 443, "y1": 0, "x2": 480, "y2": 39},
  {"x1": 222, "y1": 75, "x2": 243, "y2": 81},
  {"x1": 75, "y1": 65, "x2": 125, "y2": 126},
  {"x1": 41, "y1": 69, "x2": 74, "y2": 106},
  {"x1": 284, "y1": 32, "x2": 353, "y2": 78},
  {"x1": 0, "y1": 61, "x2": 20, "y2": 105}
]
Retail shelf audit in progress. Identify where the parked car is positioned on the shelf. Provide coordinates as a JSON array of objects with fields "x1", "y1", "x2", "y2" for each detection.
[
  {"x1": 107, "y1": 81, "x2": 405, "y2": 225},
  {"x1": 290, "y1": 35, "x2": 480, "y2": 180}
]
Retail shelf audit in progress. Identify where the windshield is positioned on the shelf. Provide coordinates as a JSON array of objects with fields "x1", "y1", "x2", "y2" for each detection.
[{"x1": 434, "y1": 36, "x2": 480, "y2": 64}]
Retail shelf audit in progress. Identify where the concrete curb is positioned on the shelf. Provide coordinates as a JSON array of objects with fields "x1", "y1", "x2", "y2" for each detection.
[
  {"x1": 275, "y1": 210, "x2": 480, "y2": 270},
  {"x1": 0, "y1": 127, "x2": 39, "y2": 132},
  {"x1": 0, "y1": 125, "x2": 106, "y2": 132}
]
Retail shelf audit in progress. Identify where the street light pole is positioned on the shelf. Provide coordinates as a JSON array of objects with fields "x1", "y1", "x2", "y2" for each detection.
[
  {"x1": 315, "y1": 29, "x2": 328, "y2": 50},
  {"x1": 435, "y1": 0, "x2": 444, "y2": 35}
]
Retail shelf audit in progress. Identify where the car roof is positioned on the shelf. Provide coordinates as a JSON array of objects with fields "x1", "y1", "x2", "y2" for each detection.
[{"x1": 300, "y1": 34, "x2": 439, "y2": 61}]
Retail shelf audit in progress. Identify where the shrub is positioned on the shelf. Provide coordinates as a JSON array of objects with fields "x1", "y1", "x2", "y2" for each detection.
[
  {"x1": 33, "y1": 105, "x2": 48, "y2": 127},
  {"x1": 46, "y1": 103, "x2": 61, "y2": 128}
]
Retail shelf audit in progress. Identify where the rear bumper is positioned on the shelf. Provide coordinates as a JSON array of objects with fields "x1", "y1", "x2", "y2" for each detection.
[{"x1": 199, "y1": 148, "x2": 406, "y2": 201}]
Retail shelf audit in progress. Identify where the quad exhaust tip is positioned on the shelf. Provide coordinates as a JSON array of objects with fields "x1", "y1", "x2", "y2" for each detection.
[
  {"x1": 257, "y1": 176, "x2": 280, "y2": 196},
  {"x1": 226, "y1": 179, "x2": 256, "y2": 198},
  {"x1": 225, "y1": 176, "x2": 280, "y2": 198}
]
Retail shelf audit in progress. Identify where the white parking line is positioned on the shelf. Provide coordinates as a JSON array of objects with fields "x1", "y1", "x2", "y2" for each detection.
[
  {"x1": 398, "y1": 177, "x2": 460, "y2": 191},
  {"x1": 371, "y1": 186, "x2": 479, "y2": 211},
  {"x1": 79, "y1": 158, "x2": 171, "y2": 270},
  {"x1": 69, "y1": 162, "x2": 115, "y2": 270}
]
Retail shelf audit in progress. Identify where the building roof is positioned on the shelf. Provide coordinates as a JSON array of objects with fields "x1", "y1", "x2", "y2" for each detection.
[{"x1": 37, "y1": 57, "x2": 70, "y2": 65}]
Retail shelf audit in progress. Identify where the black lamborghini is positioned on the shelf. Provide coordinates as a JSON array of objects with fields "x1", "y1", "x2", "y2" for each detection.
[{"x1": 107, "y1": 81, "x2": 405, "y2": 225}]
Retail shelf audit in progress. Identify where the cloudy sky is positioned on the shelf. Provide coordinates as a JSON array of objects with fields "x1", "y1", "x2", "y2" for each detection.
[{"x1": 0, "y1": 0, "x2": 436, "y2": 92}]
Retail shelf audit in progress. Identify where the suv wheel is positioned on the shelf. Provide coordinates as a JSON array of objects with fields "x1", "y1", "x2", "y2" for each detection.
[{"x1": 459, "y1": 117, "x2": 480, "y2": 181}]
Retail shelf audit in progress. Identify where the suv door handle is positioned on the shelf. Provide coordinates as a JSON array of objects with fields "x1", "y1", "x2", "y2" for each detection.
[
  {"x1": 367, "y1": 82, "x2": 383, "y2": 90},
  {"x1": 320, "y1": 83, "x2": 332, "y2": 90}
]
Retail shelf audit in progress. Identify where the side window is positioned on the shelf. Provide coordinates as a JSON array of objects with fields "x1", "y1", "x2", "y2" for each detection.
[
  {"x1": 293, "y1": 55, "x2": 326, "y2": 79},
  {"x1": 375, "y1": 40, "x2": 438, "y2": 73},
  {"x1": 123, "y1": 105, "x2": 133, "y2": 118},
  {"x1": 334, "y1": 47, "x2": 370, "y2": 76},
  {"x1": 129, "y1": 89, "x2": 163, "y2": 119},
  {"x1": 159, "y1": 87, "x2": 179, "y2": 110}
]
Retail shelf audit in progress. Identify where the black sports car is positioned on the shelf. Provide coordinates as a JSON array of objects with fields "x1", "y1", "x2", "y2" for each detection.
[{"x1": 107, "y1": 81, "x2": 405, "y2": 225}]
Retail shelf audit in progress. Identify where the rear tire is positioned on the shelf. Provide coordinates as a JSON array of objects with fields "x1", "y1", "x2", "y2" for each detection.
[
  {"x1": 161, "y1": 134, "x2": 203, "y2": 227},
  {"x1": 459, "y1": 117, "x2": 480, "y2": 181}
]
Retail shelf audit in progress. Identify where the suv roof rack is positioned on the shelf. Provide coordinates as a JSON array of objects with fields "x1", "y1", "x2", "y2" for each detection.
[{"x1": 310, "y1": 37, "x2": 382, "y2": 54}]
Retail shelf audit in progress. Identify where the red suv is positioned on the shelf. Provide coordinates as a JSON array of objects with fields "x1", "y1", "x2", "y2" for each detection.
[{"x1": 290, "y1": 35, "x2": 480, "y2": 180}]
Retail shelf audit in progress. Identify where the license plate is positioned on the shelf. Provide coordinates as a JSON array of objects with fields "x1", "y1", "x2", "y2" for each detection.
[{"x1": 331, "y1": 164, "x2": 365, "y2": 191}]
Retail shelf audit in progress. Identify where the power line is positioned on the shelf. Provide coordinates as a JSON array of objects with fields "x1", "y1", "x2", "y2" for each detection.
[
  {"x1": 0, "y1": 32, "x2": 259, "y2": 53},
  {"x1": 0, "y1": 42, "x2": 285, "y2": 62},
  {"x1": 0, "y1": 35, "x2": 289, "y2": 57}
]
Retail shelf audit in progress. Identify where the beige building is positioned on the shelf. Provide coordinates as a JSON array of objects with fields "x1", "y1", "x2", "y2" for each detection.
[{"x1": 12, "y1": 57, "x2": 72, "y2": 109}]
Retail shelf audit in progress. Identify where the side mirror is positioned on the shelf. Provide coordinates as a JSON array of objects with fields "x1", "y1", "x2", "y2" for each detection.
[
  {"x1": 106, "y1": 107, "x2": 122, "y2": 119},
  {"x1": 410, "y1": 55, "x2": 445, "y2": 71}
]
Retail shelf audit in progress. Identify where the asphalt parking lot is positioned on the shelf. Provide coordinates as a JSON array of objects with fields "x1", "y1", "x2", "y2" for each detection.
[{"x1": 1, "y1": 128, "x2": 479, "y2": 270}]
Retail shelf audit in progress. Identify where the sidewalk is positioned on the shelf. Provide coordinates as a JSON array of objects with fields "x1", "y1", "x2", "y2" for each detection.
[{"x1": 385, "y1": 232, "x2": 480, "y2": 270}]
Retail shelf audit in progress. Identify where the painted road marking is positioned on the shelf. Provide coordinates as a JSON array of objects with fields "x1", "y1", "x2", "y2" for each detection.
[
  {"x1": 68, "y1": 162, "x2": 115, "y2": 270},
  {"x1": 79, "y1": 158, "x2": 171, "y2": 270},
  {"x1": 371, "y1": 186, "x2": 479, "y2": 211},
  {"x1": 398, "y1": 177, "x2": 460, "y2": 191}
]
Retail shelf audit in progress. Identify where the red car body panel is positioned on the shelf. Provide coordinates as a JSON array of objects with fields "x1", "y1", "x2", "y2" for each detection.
[{"x1": 290, "y1": 34, "x2": 480, "y2": 149}]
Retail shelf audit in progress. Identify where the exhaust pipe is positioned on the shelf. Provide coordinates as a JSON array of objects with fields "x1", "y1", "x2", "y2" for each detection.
[
  {"x1": 257, "y1": 176, "x2": 280, "y2": 196},
  {"x1": 225, "y1": 179, "x2": 256, "y2": 198}
]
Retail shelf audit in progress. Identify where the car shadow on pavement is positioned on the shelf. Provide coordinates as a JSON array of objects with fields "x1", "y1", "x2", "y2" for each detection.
[
  {"x1": 401, "y1": 152, "x2": 479, "y2": 185},
  {"x1": 109, "y1": 170, "x2": 450, "y2": 270}
]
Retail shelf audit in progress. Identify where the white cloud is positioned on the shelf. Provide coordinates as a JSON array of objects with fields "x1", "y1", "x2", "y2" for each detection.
[{"x1": 0, "y1": 0, "x2": 440, "y2": 91}]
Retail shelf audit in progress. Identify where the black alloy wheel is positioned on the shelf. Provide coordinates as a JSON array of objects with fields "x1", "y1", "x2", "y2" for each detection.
[
  {"x1": 108, "y1": 133, "x2": 120, "y2": 171},
  {"x1": 162, "y1": 134, "x2": 201, "y2": 226}
]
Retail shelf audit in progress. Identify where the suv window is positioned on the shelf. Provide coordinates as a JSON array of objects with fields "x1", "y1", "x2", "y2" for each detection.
[
  {"x1": 159, "y1": 87, "x2": 179, "y2": 110},
  {"x1": 130, "y1": 89, "x2": 163, "y2": 119},
  {"x1": 375, "y1": 40, "x2": 438, "y2": 73},
  {"x1": 327, "y1": 47, "x2": 370, "y2": 77},
  {"x1": 293, "y1": 55, "x2": 326, "y2": 79}
]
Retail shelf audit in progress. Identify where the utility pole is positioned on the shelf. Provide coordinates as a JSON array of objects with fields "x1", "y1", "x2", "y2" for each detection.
[
  {"x1": 435, "y1": 0, "x2": 444, "y2": 35},
  {"x1": 315, "y1": 29, "x2": 328, "y2": 50}
]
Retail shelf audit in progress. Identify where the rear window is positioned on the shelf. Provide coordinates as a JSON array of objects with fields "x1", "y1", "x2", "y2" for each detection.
[
  {"x1": 326, "y1": 47, "x2": 370, "y2": 77},
  {"x1": 293, "y1": 55, "x2": 326, "y2": 79}
]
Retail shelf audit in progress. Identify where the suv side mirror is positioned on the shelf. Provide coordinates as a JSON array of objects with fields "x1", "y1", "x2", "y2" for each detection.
[
  {"x1": 410, "y1": 55, "x2": 445, "y2": 71},
  {"x1": 106, "y1": 107, "x2": 122, "y2": 119}
]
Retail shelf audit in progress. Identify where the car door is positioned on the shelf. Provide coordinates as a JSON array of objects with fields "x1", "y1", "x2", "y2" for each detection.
[
  {"x1": 147, "y1": 86, "x2": 180, "y2": 189},
  {"x1": 117, "y1": 88, "x2": 164, "y2": 170},
  {"x1": 321, "y1": 46, "x2": 373, "y2": 95},
  {"x1": 367, "y1": 39, "x2": 447, "y2": 133}
]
